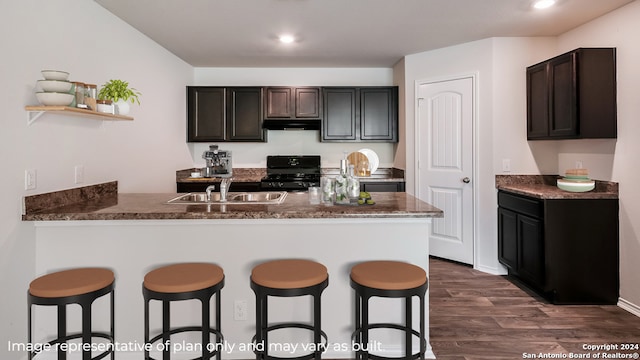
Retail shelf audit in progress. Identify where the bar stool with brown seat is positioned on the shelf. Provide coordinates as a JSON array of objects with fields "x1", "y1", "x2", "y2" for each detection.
[
  {"x1": 143, "y1": 263, "x2": 225, "y2": 360},
  {"x1": 350, "y1": 261, "x2": 429, "y2": 360},
  {"x1": 250, "y1": 259, "x2": 329, "y2": 360},
  {"x1": 28, "y1": 267, "x2": 115, "y2": 360}
]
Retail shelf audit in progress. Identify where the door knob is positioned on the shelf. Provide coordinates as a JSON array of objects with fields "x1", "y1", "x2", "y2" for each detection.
[{"x1": 462, "y1": 177, "x2": 471, "y2": 183}]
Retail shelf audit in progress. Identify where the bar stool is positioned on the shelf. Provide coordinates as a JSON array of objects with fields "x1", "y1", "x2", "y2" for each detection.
[
  {"x1": 143, "y1": 263, "x2": 224, "y2": 360},
  {"x1": 28, "y1": 267, "x2": 115, "y2": 360},
  {"x1": 250, "y1": 259, "x2": 329, "y2": 360},
  {"x1": 350, "y1": 261, "x2": 429, "y2": 360}
]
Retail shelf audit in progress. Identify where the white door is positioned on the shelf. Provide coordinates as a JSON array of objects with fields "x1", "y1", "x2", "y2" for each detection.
[{"x1": 417, "y1": 76, "x2": 474, "y2": 265}]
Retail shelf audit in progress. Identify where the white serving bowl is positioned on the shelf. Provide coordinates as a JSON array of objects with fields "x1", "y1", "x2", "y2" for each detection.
[
  {"x1": 36, "y1": 92, "x2": 75, "y2": 106},
  {"x1": 37, "y1": 80, "x2": 72, "y2": 93},
  {"x1": 41, "y1": 70, "x2": 70, "y2": 81},
  {"x1": 557, "y1": 179, "x2": 595, "y2": 192}
]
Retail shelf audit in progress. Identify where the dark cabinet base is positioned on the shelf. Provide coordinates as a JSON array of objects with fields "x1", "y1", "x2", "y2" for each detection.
[{"x1": 498, "y1": 191, "x2": 619, "y2": 305}]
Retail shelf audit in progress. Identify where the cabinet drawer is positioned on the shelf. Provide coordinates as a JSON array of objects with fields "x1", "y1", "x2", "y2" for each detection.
[{"x1": 498, "y1": 191, "x2": 543, "y2": 219}]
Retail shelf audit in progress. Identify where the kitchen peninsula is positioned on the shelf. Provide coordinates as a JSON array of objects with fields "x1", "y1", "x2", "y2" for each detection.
[{"x1": 23, "y1": 182, "x2": 442, "y2": 359}]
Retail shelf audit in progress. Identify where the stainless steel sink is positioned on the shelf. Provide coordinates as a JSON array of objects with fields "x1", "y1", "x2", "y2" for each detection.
[
  {"x1": 228, "y1": 192, "x2": 286, "y2": 202},
  {"x1": 166, "y1": 191, "x2": 287, "y2": 205}
]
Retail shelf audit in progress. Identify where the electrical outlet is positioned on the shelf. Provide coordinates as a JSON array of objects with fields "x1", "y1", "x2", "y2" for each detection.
[
  {"x1": 74, "y1": 165, "x2": 84, "y2": 184},
  {"x1": 25, "y1": 169, "x2": 37, "y2": 190},
  {"x1": 575, "y1": 160, "x2": 583, "y2": 169},
  {"x1": 502, "y1": 159, "x2": 511, "y2": 173},
  {"x1": 234, "y1": 300, "x2": 247, "y2": 321}
]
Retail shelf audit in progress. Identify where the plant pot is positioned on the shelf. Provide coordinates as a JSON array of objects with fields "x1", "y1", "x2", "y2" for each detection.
[{"x1": 115, "y1": 99, "x2": 130, "y2": 115}]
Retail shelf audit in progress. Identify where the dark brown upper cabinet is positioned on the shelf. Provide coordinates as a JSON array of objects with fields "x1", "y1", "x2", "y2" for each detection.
[
  {"x1": 265, "y1": 87, "x2": 321, "y2": 119},
  {"x1": 322, "y1": 87, "x2": 357, "y2": 141},
  {"x1": 187, "y1": 87, "x2": 266, "y2": 142},
  {"x1": 526, "y1": 48, "x2": 616, "y2": 140},
  {"x1": 187, "y1": 87, "x2": 226, "y2": 142},
  {"x1": 322, "y1": 86, "x2": 398, "y2": 142},
  {"x1": 227, "y1": 87, "x2": 265, "y2": 141}
]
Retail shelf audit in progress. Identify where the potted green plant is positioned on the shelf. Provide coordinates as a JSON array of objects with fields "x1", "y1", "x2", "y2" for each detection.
[{"x1": 98, "y1": 79, "x2": 141, "y2": 115}]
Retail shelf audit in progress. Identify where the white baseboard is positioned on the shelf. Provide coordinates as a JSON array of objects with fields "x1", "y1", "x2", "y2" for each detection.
[
  {"x1": 474, "y1": 263, "x2": 507, "y2": 276},
  {"x1": 618, "y1": 297, "x2": 640, "y2": 318}
]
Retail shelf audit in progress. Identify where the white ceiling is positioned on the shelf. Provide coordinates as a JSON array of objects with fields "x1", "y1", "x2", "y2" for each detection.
[{"x1": 95, "y1": 0, "x2": 634, "y2": 68}]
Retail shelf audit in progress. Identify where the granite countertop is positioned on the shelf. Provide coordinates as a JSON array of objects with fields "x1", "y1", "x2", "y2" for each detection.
[
  {"x1": 23, "y1": 181, "x2": 442, "y2": 221},
  {"x1": 496, "y1": 175, "x2": 618, "y2": 199},
  {"x1": 176, "y1": 168, "x2": 405, "y2": 183}
]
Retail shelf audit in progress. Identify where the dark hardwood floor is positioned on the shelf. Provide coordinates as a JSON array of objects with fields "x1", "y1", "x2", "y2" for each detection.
[{"x1": 429, "y1": 257, "x2": 640, "y2": 359}]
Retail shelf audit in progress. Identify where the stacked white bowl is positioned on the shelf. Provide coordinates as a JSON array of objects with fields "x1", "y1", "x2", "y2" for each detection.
[
  {"x1": 36, "y1": 70, "x2": 75, "y2": 106},
  {"x1": 556, "y1": 168, "x2": 595, "y2": 192}
]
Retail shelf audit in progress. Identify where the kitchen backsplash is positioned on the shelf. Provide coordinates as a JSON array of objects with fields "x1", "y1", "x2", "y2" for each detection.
[{"x1": 187, "y1": 131, "x2": 396, "y2": 168}]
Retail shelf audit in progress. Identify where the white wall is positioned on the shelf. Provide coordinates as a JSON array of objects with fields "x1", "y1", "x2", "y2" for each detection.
[
  {"x1": 0, "y1": 1, "x2": 193, "y2": 359},
  {"x1": 189, "y1": 68, "x2": 397, "y2": 169},
  {"x1": 492, "y1": 38, "x2": 559, "y2": 175},
  {"x1": 554, "y1": 0, "x2": 640, "y2": 310}
]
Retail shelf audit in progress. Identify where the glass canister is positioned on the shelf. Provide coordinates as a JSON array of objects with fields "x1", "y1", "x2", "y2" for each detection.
[
  {"x1": 346, "y1": 165, "x2": 360, "y2": 199},
  {"x1": 73, "y1": 82, "x2": 85, "y2": 108},
  {"x1": 84, "y1": 83, "x2": 97, "y2": 110},
  {"x1": 335, "y1": 166, "x2": 360, "y2": 204},
  {"x1": 320, "y1": 177, "x2": 335, "y2": 205},
  {"x1": 85, "y1": 83, "x2": 97, "y2": 99},
  {"x1": 96, "y1": 99, "x2": 114, "y2": 114},
  {"x1": 308, "y1": 187, "x2": 321, "y2": 205},
  {"x1": 67, "y1": 82, "x2": 77, "y2": 107}
]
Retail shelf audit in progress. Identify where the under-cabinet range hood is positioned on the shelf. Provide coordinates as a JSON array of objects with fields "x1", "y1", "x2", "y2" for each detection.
[{"x1": 262, "y1": 119, "x2": 321, "y2": 131}]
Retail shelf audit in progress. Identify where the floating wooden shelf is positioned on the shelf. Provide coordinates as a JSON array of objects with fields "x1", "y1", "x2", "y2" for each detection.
[{"x1": 25, "y1": 106, "x2": 134, "y2": 125}]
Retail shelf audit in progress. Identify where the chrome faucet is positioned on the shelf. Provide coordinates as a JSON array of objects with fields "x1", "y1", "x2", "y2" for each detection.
[
  {"x1": 219, "y1": 178, "x2": 232, "y2": 202},
  {"x1": 205, "y1": 185, "x2": 216, "y2": 202}
]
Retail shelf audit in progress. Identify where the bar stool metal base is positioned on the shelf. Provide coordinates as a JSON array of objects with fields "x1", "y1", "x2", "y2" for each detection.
[
  {"x1": 351, "y1": 281, "x2": 428, "y2": 360},
  {"x1": 28, "y1": 283, "x2": 115, "y2": 360},
  {"x1": 251, "y1": 279, "x2": 329, "y2": 360},
  {"x1": 143, "y1": 281, "x2": 224, "y2": 360}
]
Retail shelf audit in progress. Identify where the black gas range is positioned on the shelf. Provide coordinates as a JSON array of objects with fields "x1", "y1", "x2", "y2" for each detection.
[{"x1": 260, "y1": 155, "x2": 321, "y2": 191}]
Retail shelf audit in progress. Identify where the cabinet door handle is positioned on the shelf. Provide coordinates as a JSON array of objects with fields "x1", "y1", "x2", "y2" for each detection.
[{"x1": 462, "y1": 177, "x2": 471, "y2": 183}]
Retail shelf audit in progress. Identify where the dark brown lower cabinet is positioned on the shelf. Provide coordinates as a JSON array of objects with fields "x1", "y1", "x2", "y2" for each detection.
[
  {"x1": 497, "y1": 190, "x2": 618, "y2": 304},
  {"x1": 360, "y1": 182, "x2": 405, "y2": 192}
]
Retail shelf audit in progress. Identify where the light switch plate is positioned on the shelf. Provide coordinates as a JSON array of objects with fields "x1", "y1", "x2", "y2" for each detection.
[
  {"x1": 25, "y1": 169, "x2": 37, "y2": 190},
  {"x1": 75, "y1": 165, "x2": 84, "y2": 184},
  {"x1": 502, "y1": 159, "x2": 511, "y2": 172}
]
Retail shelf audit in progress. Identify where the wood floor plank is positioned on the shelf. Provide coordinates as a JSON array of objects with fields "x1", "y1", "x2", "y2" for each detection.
[
  {"x1": 429, "y1": 257, "x2": 640, "y2": 358},
  {"x1": 430, "y1": 340, "x2": 568, "y2": 358}
]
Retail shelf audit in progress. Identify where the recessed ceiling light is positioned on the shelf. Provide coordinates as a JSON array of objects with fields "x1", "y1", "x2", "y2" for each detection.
[
  {"x1": 279, "y1": 35, "x2": 295, "y2": 44},
  {"x1": 533, "y1": 0, "x2": 556, "y2": 9}
]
